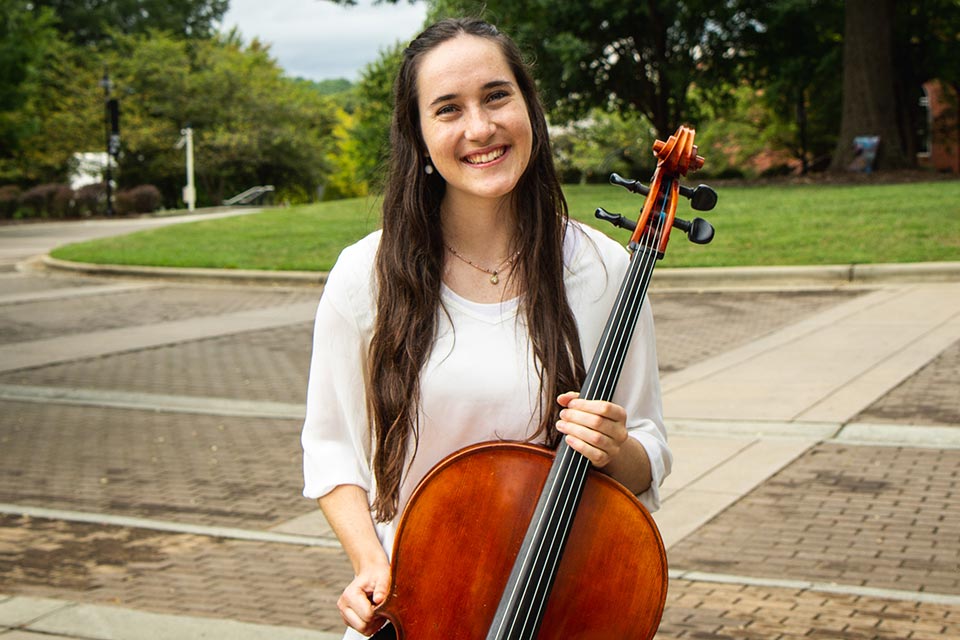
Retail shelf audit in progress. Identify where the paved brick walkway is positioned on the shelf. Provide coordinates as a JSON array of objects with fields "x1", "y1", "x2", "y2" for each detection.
[
  {"x1": 0, "y1": 401, "x2": 309, "y2": 529},
  {"x1": 651, "y1": 289, "x2": 863, "y2": 373},
  {"x1": 669, "y1": 443, "x2": 960, "y2": 595},
  {"x1": 856, "y1": 338, "x2": 960, "y2": 426},
  {"x1": 659, "y1": 579, "x2": 960, "y2": 639},
  {"x1": 4, "y1": 513, "x2": 957, "y2": 638},
  {"x1": 0, "y1": 283, "x2": 316, "y2": 346},
  {"x1": 0, "y1": 515, "x2": 350, "y2": 632},
  {"x1": 1, "y1": 271, "x2": 958, "y2": 639},
  {"x1": 0, "y1": 325, "x2": 314, "y2": 403}
]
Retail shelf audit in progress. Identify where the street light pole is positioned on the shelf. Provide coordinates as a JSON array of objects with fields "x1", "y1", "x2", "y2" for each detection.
[
  {"x1": 180, "y1": 126, "x2": 196, "y2": 211},
  {"x1": 99, "y1": 69, "x2": 114, "y2": 216}
]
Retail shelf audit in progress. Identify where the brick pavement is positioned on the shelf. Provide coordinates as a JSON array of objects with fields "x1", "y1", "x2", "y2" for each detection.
[
  {"x1": 0, "y1": 401, "x2": 310, "y2": 529},
  {"x1": 668, "y1": 443, "x2": 960, "y2": 595},
  {"x1": 0, "y1": 273, "x2": 102, "y2": 297},
  {"x1": 0, "y1": 284, "x2": 317, "y2": 346},
  {"x1": 0, "y1": 287, "x2": 861, "y2": 403},
  {"x1": 0, "y1": 515, "x2": 350, "y2": 632},
  {"x1": 856, "y1": 338, "x2": 960, "y2": 426},
  {"x1": 4, "y1": 512, "x2": 958, "y2": 639},
  {"x1": 2, "y1": 272, "x2": 959, "y2": 638},
  {"x1": 0, "y1": 324, "x2": 314, "y2": 404},
  {"x1": 658, "y1": 579, "x2": 960, "y2": 639},
  {"x1": 648, "y1": 289, "x2": 863, "y2": 373}
]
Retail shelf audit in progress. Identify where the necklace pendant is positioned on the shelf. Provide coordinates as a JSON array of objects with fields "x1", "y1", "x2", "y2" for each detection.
[{"x1": 490, "y1": 272, "x2": 499, "y2": 285}]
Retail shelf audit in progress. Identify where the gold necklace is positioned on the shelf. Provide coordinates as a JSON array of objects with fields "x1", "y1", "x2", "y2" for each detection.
[{"x1": 444, "y1": 244, "x2": 520, "y2": 285}]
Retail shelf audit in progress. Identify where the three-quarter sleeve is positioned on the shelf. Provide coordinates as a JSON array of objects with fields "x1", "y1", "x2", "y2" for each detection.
[
  {"x1": 614, "y1": 299, "x2": 671, "y2": 513},
  {"x1": 301, "y1": 236, "x2": 378, "y2": 500}
]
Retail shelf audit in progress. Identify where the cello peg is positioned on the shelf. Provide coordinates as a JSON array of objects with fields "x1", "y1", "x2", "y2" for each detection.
[
  {"x1": 678, "y1": 184, "x2": 718, "y2": 211},
  {"x1": 672, "y1": 216, "x2": 715, "y2": 244},
  {"x1": 595, "y1": 207, "x2": 637, "y2": 232},
  {"x1": 609, "y1": 173, "x2": 650, "y2": 197}
]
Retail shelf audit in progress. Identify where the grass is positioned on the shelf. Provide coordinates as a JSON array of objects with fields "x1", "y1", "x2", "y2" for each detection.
[{"x1": 51, "y1": 180, "x2": 960, "y2": 270}]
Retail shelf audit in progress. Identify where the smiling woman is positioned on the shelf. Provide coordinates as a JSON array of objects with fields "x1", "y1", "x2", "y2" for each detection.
[{"x1": 299, "y1": 17, "x2": 670, "y2": 640}]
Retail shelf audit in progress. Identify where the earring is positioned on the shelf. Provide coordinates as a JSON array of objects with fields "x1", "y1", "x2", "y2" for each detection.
[{"x1": 424, "y1": 160, "x2": 434, "y2": 175}]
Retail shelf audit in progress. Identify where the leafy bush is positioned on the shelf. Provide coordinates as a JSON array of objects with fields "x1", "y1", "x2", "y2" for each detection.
[
  {"x1": 18, "y1": 183, "x2": 61, "y2": 218},
  {"x1": 50, "y1": 186, "x2": 75, "y2": 218},
  {"x1": 115, "y1": 184, "x2": 161, "y2": 215},
  {"x1": 75, "y1": 183, "x2": 106, "y2": 216},
  {"x1": 0, "y1": 186, "x2": 22, "y2": 219}
]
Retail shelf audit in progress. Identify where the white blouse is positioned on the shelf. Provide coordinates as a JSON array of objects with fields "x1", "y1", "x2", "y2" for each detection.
[{"x1": 301, "y1": 222, "x2": 671, "y2": 564}]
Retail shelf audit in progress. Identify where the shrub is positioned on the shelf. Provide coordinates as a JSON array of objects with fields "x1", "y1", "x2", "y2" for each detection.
[
  {"x1": 0, "y1": 185, "x2": 21, "y2": 219},
  {"x1": 50, "y1": 186, "x2": 75, "y2": 218},
  {"x1": 18, "y1": 183, "x2": 61, "y2": 218},
  {"x1": 74, "y1": 183, "x2": 106, "y2": 217},
  {"x1": 129, "y1": 184, "x2": 161, "y2": 213},
  {"x1": 115, "y1": 184, "x2": 161, "y2": 215}
]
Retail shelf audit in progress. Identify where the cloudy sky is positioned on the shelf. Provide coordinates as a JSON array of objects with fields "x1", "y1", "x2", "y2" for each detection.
[{"x1": 221, "y1": 0, "x2": 428, "y2": 81}]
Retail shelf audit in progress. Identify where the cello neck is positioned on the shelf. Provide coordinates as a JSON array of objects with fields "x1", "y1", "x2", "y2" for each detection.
[{"x1": 484, "y1": 218, "x2": 664, "y2": 640}]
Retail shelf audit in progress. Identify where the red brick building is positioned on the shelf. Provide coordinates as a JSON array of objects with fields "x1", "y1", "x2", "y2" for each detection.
[{"x1": 917, "y1": 79, "x2": 959, "y2": 174}]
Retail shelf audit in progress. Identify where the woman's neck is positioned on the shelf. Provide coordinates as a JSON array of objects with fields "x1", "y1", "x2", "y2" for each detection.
[
  {"x1": 439, "y1": 192, "x2": 521, "y2": 303},
  {"x1": 440, "y1": 192, "x2": 517, "y2": 260}
]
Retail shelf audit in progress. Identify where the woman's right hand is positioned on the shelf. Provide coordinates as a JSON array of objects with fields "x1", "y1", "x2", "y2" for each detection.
[{"x1": 338, "y1": 559, "x2": 391, "y2": 636}]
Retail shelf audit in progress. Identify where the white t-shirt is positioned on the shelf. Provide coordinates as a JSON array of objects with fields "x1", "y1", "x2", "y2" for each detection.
[{"x1": 301, "y1": 221, "x2": 671, "y2": 573}]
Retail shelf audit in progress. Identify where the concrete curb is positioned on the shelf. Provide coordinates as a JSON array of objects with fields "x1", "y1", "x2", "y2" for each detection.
[
  {"x1": 35, "y1": 254, "x2": 960, "y2": 289},
  {"x1": 38, "y1": 255, "x2": 326, "y2": 287},
  {"x1": 0, "y1": 594, "x2": 342, "y2": 640}
]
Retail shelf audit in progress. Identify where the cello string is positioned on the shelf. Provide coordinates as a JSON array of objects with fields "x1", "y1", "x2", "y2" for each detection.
[
  {"x1": 498, "y1": 175, "x2": 673, "y2": 638},
  {"x1": 500, "y1": 242, "x2": 651, "y2": 636},
  {"x1": 509, "y1": 196, "x2": 669, "y2": 637},
  {"x1": 592, "y1": 182, "x2": 669, "y2": 401}
]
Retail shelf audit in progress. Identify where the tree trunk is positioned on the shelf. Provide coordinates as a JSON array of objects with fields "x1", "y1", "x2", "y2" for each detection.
[{"x1": 830, "y1": 0, "x2": 911, "y2": 171}]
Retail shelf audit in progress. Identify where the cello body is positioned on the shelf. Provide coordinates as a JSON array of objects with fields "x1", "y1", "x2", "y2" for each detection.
[{"x1": 376, "y1": 442, "x2": 667, "y2": 639}]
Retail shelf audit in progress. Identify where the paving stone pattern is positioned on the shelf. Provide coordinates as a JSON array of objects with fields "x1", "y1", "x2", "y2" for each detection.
[
  {"x1": 668, "y1": 443, "x2": 960, "y2": 596},
  {"x1": 0, "y1": 285, "x2": 318, "y2": 345},
  {"x1": 0, "y1": 515, "x2": 351, "y2": 632},
  {"x1": 0, "y1": 324, "x2": 315, "y2": 404},
  {"x1": 648, "y1": 289, "x2": 864, "y2": 373},
  {"x1": 0, "y1": 288, "x2": 864, "y2": 401},
  {"x1": 3, "y1": 514, "x2": 956, "y2": 639},
  {"x1": 0, "y1": 401, "x2": 312, "y2": 529},
  {"x1": 0, "y1": 273, "x2": 103, "y2": 297},
  {"x1": 855, "y1": 338, "x2": 960, "y2": 426},
  {"x1": 2, "y1": 275, "x2": 957, "y2": 638},
  {"x1": 659, "y1": 579, "x2": 960, "y2": 639}
]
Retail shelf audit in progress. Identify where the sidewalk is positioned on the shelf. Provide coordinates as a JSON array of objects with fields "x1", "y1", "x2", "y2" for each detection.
[{"x1": 0, "y1": 249, "x2": 958, "y2": 638}]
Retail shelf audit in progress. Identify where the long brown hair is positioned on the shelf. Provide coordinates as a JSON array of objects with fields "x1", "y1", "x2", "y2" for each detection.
[{"x1": 368, "y1": 18, "x2": 585, "y2": 522}]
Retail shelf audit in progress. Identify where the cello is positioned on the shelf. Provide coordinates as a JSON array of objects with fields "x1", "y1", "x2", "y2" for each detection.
[{"x1": 371, "y1": 125, "x2": 718, "y2": 639}]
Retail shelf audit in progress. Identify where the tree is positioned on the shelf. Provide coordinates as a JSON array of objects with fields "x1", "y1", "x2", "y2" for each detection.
[
  {"x1": 829, "y1": 0, "x2": 908, "y2": 170},
  {"x1": 736, "y1": 0, "x2": 844, "y2": 173},
  {"x1": 334, "y1": 0, "x2": 760, "y2": 139},
  {"x1": 5, "y1": 29, "x2": 338, "y2": 206},
  {"x1": 109, "y1": 31, "x2": 337, "y2": 205},
  {"x1": 30, "y1": 0, "x2": 228, "y2": 45},
  {"x1": 0, "y1": 0, "x2": 58, "y2": 181}
]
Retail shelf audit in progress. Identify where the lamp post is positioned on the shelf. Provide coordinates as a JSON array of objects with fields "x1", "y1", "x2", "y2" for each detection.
[
  {"x1": 177, "y1": 125, "x2": 196, "y2": 211},
  {"x1": 98, "y1": 68, "x2": 120, "y2": 216},
  {"x1": 99, "y1": 70, "x2": 113, "y2": 216}
]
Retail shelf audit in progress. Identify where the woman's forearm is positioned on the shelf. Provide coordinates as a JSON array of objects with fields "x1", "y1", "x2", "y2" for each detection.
[{"x1": 318, "y1": 484, "x2": 389, "y2": 573}]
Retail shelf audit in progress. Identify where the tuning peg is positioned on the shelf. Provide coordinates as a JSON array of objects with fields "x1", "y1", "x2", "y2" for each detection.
[
  {"x1": 609, "y1": 173, "x2": 650, "y2": 196},
  {"x1": 678, "y1": 184, "x2": 718, "y2": 211},
  {"x1": 673, "y1": 217, "x2": 715, "y2": 244},
  {"x1": 595, "y1": 207, "x2": 637, "y2": 232}
]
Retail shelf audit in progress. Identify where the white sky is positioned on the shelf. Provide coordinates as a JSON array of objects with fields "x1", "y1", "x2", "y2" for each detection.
[{"x1": 220, "y1": 0, "x2": 428, "y2": 81}]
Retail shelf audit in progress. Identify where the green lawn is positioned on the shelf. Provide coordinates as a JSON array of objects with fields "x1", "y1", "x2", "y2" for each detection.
[{"x1": 51, "y1": 180, "x2": 960, "y2": 270}]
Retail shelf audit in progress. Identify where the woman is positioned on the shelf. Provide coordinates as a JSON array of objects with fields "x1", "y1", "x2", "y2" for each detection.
[{"x1": 301, "y1": 17, "x2": 671, "y2": 638}]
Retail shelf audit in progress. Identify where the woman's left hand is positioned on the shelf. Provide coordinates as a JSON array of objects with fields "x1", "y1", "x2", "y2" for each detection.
[{"x1": 555, "y1": 391, "x2": 628, "y2": 469}]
